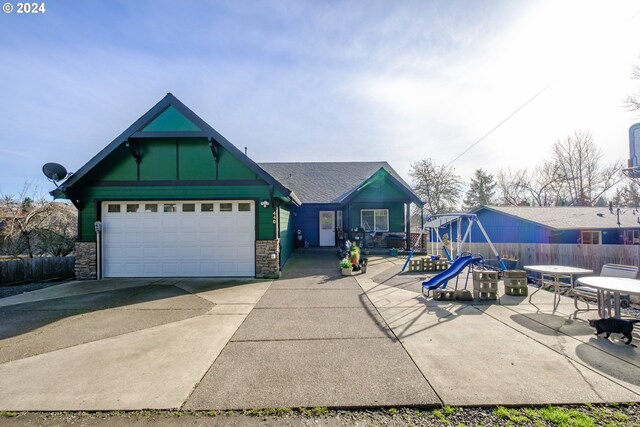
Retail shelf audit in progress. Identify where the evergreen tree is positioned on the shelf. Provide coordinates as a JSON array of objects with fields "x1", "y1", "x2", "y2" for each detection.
[
  {"x1": 620, "y1": 182, "x2": 640, "y2": 207},
  {"x1": 463, "y1": 169, "x2": 497, "y2": 210}
]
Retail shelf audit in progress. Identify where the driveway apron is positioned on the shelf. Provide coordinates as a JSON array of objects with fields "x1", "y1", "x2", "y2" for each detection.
[{"x1": 184, "y1": 250, "x2": 440, "y2": 409}]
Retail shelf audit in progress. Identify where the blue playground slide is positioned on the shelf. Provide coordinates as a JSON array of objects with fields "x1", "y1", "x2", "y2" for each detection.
[{"x1": 421, "y1": 255, "x2": 481, "y2": 295}]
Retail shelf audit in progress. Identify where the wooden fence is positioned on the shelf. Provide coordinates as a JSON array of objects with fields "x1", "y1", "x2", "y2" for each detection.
[
  {"x1": 0, "y1": 256, "x2": 75, "y2": 286},
  {"x1": 463, "y1": 243, "x2": 640, "y2": 273}
]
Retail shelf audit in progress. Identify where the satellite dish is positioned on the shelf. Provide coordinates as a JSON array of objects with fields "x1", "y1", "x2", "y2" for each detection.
[{"x1": 42, "y1": 162, "x2": 69, "y2": 187}]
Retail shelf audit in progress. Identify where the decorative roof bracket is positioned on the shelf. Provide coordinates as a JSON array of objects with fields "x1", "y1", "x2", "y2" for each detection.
[
  {"x1": 208, "y1": 137, "x2": 219, "y2": 162},
  {"x1": 125, "y1": 139, "x2": 141, "y2": 164}
]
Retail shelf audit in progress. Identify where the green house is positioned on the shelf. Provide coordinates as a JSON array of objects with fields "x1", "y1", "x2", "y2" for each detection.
[{"x1": 56, "y1": 94, "x2": 423, "y2": 279}]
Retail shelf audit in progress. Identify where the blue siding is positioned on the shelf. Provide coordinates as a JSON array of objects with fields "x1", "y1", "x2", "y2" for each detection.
[
  {"x1": 446, "y1": 208, "x2": 635, "y2": 244},
  {"x1": 294, "y1": 204, "x2": 340, "y2": 247},
  {"x1": 470, "y1": 209, "x2": 553, "y2": 243}
]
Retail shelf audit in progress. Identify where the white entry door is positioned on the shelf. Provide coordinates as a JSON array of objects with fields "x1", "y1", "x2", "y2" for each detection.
[{"x1": 319, "y1": 211, "x2": 335, "y2": 246}]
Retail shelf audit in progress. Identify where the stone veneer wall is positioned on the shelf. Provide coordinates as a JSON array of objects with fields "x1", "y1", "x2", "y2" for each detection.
[
  {"x1": 75, "y1": 241, "x2": 97, "y2": 280},
  {"x1": 256, "y1": 239, "x2": 280, "y2": 279}
]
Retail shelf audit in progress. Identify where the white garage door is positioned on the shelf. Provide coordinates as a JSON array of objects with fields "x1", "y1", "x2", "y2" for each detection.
[{"x1": 101, "y1": 200, "x2": 255, "y2": 277}]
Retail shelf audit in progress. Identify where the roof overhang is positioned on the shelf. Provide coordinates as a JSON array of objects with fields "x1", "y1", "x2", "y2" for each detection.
[
  {"x1": 338, "y1": 167, "x2": 423, "y2": 206},
  {"x1": 55, "y1": 93, "x2": 297, "y2": 204}
]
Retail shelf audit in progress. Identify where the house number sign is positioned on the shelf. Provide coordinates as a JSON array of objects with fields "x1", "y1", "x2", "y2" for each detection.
[{"x1": 272, "y1": 210, "x2": 277, "y2": 224}]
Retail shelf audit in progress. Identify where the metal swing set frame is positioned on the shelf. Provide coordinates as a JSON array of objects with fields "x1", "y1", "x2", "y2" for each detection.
[{"x1": 402, "y1": 213, "x2": 507, "y2": 272}]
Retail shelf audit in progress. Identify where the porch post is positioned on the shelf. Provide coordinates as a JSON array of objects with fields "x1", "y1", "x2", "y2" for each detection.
[
  {"x1": 405, "y1": 202, "x2": 411, "y2": 250},
  {"x1": 421, "y1": 205, "x2": 424, "y2": 251}
]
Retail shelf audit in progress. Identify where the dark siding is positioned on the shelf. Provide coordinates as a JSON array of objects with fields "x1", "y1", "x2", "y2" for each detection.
[
  {"x1": 348, "y1": 201, "x2": 405, "y2": 232},
  {"x1": 279, "y1": 204, "x2": 295, "y2": 267},
  {"x1": 451, "y1": 209, "x2": 632, "y2": 245},
  {"x1": 178, "y1": 138, "x2": 215, "y2": 180},
  {"x1": 139, "y1": 140, "x2": 178, "y2": 180},
  {"x1": 447, "y1": 209, "x2": 553, "y2": 243},
  {"x1": 78, "y1": 185, "x2": 273, "y2": 241},
  {"x1": 294, "y1": 204, "x2": 323, "y2": 247}
]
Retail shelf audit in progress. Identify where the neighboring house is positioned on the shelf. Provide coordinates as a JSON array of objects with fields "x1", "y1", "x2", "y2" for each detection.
[
  {"x1": 54, "y1": 93, "x2": 422, "y2": 280},
  {"x1": 449, "y1": 206, "x2": 640, "y2": 245}
]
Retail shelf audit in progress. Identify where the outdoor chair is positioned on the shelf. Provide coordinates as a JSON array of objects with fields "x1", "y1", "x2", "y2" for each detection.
[{"x1": 572, "y1": 263, "x2": 638, "y2": 314}]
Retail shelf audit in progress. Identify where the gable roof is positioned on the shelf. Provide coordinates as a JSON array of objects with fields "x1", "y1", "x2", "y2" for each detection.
[
  {"x1": 477, "y1": 206, "x2": 640, "y2": 230},
  {"x1": 258, "y1": 162, "x2": 422, "y2": 205},
  {"x1": 56, "y1": 93, "x2": 298, "y2": 204}
]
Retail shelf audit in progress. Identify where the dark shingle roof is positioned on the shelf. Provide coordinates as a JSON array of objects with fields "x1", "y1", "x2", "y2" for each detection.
[
  {"x1": 258, "y1": 162, "x2": 415, "y2": 204},
  {"x1": 480, "y1": 206, "x2": 640, "y2": 229}
]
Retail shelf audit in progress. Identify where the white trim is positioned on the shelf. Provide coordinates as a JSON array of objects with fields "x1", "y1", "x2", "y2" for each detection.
[{"x1": 580, "y1": 230, "x2": 602, "y2": 245}]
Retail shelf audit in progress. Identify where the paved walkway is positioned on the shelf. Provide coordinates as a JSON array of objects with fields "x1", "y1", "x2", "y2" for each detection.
[
  {"x1": 358, "y1": 258, "x2": 640, "y2": 405},
  {"x1": 184, "y1": 250, "x2": 439, "y2": 409},
  {"x1": 0, "y1": 251, "x2": 638, "y2": 411}
]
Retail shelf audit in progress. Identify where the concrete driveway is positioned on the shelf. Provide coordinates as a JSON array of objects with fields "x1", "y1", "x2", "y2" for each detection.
[
  {"x1": 0, "y1": 277, "x2": 271, "y2": 410},
  {"x1": 0, "y1": 251, "x2": 639, "y2": 411}
]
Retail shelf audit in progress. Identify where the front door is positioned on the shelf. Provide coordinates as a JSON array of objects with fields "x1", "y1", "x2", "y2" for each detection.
[{"x1": 319, "y1": 211, "x2": 336, "y2": 246}]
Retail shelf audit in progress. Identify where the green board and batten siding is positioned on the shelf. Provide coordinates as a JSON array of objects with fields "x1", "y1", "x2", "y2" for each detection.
[
  {"x1": 347, "y1": 202, "x2": 405, "y2": 232},
  {"x1": 76, "y1": 136, "x2": 283, "y2": 242},
  {"x1": 278, "y1": 204, "x2": 295, "y2": 268},
  {"x1": 346, "y1": 174, "x2": 407, "y2": 232},
  {"x1": 141, "y1": 106, "x2": 201, "y2": 132},
  {"x1": 78, "y1": 185, "x2": 276, "y2": 242},
  {"x1": 95, "y1": 141, "x2": 248, "y2": 182}
]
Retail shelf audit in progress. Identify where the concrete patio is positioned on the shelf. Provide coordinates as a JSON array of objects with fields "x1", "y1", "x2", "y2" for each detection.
[{"x1": 0, "y1": 250, "x2": 638, "y2": 411}]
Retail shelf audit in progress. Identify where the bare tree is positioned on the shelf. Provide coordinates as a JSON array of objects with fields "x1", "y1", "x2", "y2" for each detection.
[
  {"x1": 409, "y1": 159, "x2": 462, "y2": 215},
  {"x1": 497, "y1": 165, "x2": 562, "y2": 206},
  {"x1": 497, "y1": 168, "x2": 529, "y2": 206},
  {"x1": 624, "y1": 62, "x2": 640, "y2": 112},
  {"x1": 0, "y1": 185, "x2": 77, "y2": 258},
  {"x1": 529, "y1": 162, "x2": 565, "y2": 206},
  {"x1": 549, "y1": 131, "x2": 622, "y2": 206}
]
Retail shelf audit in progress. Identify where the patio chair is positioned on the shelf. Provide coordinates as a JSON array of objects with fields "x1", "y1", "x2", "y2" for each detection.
[{"x1": 572, "y1": 263, "x2": 638, "y2": 314}]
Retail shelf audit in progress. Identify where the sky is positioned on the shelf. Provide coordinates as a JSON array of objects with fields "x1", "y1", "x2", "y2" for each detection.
[{"x1": 1, "y1": 0, "x2": 639, "y2": 199}]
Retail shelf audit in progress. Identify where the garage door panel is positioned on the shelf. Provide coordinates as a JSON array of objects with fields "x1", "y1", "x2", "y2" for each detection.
[
  {"x1": 143, "y1": 263, "x2": 162, "y2": 274},
  {"x1": 103, "y1": 200, "x2": 255, "y2": 278}
]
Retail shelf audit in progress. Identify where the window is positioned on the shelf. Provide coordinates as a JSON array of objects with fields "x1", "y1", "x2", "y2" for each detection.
[
  {"x1": 238, "y1": 203, "x2": 251, "y2": 212},
  {"x1": 361, "y1": 209, "x2": 389, "y2": 232},
  {"x1": 220, "y1": 203, "x2": 233, "y2": 212},
  {"x1": 163, "y1": 203, "x2": 177, "y2": 213},
  {"x1": 623, "y1": 229, "x2": 640, "y2": 245},
  {"x1": 201, "y1": 203, "x2": 214, "y2": 212},
  {"x1": 182, "y1": 203, "x2": 195, "y2": 212},
  {"x1": 107, "y1": 204, "x2": 121, "y2": 213},
  {"x1": 145, "y1": 204, "x2": 158, "y2": 213},
  {"x1": 581, "y1": 230, "x2": 601, "y2": 245},
  {"x1": 126, "y1": 204, "x2": 139, "y2": 213}
]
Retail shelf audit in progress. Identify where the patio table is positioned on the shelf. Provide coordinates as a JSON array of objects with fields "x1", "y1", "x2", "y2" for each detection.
[
  {"x1": 523, "y1": 265, "x2": 593, "y2": 310},
  {"x1": 575, "y1": 276, "x2": 640, "y2": 318}
]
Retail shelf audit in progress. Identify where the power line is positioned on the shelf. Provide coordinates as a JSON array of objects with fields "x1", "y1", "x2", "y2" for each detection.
[{"x1": 446, "y1": 83, "x2": 552, "y2": 168}]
